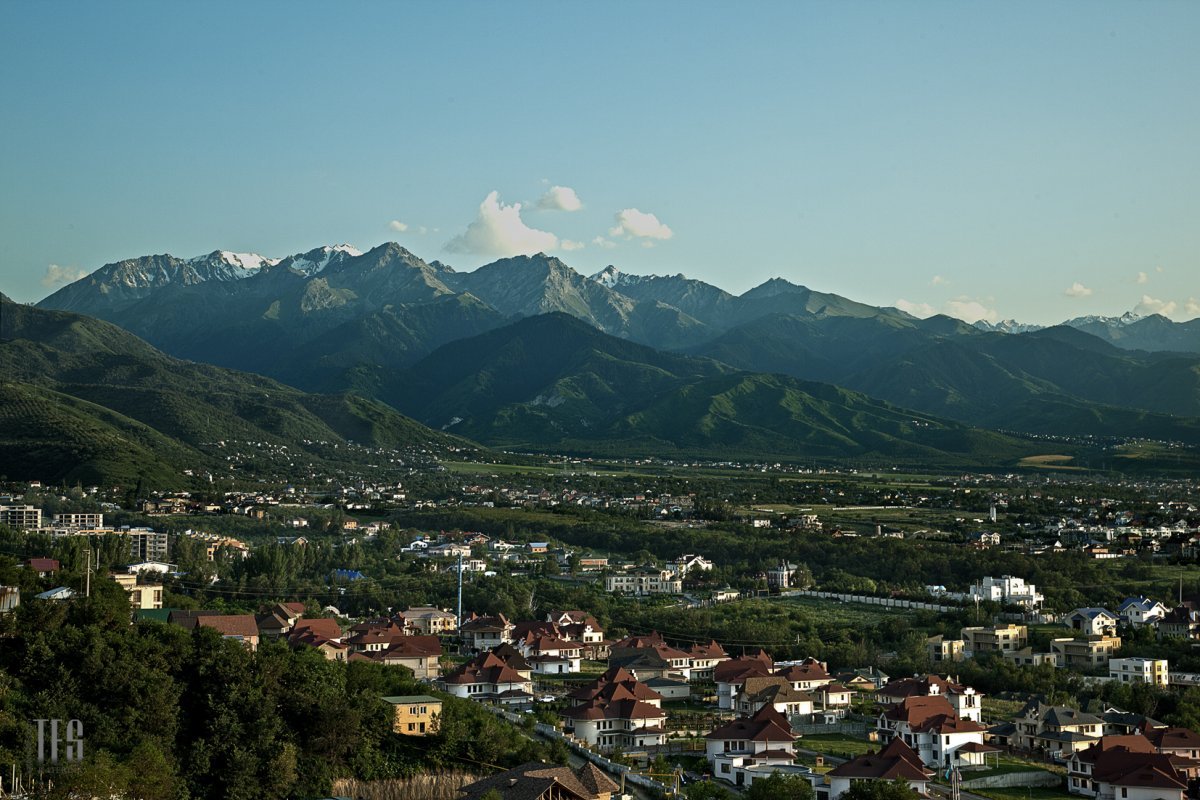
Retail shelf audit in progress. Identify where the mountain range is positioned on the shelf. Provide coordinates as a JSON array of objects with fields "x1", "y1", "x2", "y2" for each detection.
[{"x1": 26, "y1": 242, "x2": 1200, "y2": 469}]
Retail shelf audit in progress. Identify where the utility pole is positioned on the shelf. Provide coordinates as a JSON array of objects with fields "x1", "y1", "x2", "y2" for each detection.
[
  {"x1": 457, "y1": 552, "x2": 463, "y2": 631},
  {"x1": 85, "y1": 549, "x2": 91, "y2": 598}
]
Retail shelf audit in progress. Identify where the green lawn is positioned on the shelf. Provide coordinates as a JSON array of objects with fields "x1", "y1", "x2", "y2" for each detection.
[
  {"x1": 974, "y1": 786, "x2": 1069, "y2": 800},
  {"x1": 801, "y1": 733, "x2": 876, "y2": 759}
]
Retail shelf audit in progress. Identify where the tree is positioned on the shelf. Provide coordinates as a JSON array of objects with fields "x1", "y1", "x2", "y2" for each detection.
[
  {"x1": 841, "y1": 779, "x2": 921, "y2": 800},
  {"x1": 685, "y1": 780, "x2": 736, "y2": 800},
  {"x1": 744, "y1": 772, "x2": 814, "y2": 800}
]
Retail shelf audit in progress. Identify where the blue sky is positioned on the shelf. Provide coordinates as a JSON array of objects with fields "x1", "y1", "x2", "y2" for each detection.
[{"x1": 2, "y1": 1, "x2": 1197, "y2": 323}]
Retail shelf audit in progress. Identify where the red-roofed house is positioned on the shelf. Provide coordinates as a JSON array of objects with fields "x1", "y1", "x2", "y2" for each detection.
[
  {"x1": 563, "y1": 696, "x2": 666, "y2": 752},
  {"x1": 26, "y1": 557, "x2": 60, "y2": 577},
  {"x1": 198, "y1": 614, "x2": 261, "y2": 651},
  {"x1": 876, "y1": 674, "x2": 983, "y2": 723},
  {"x1": 439, "y1": 649, "x2": 533, "y2": 705},
  {"x1": 877, "y1": 695, "x2": 987, "y2": 768},
  {"x1": 706, "y1": 705, "x2": 797, "y2": 786},
  {"x1": 817, "y1": 738, "x2": 932, "y2": 800},
  {"x1": 715, "y1": 651, "x2": 774, "y2": 709},
  {"x1": 1068, "y1": 735, "x2": 1189, "y2": 800}
]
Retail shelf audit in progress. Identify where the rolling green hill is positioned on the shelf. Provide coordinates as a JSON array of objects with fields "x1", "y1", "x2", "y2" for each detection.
[
  {"x1": 0, "y1": 297, "x2": 474, "y2": 485},
  {"x1": 393, "y1": 313, "x2": 1037, "y2": 465}
]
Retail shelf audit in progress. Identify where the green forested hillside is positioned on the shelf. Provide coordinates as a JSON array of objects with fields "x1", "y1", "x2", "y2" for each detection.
[
  {"x1": 0, "y1": 298, "x2": 473, "y2": 485},
  {"x1": 395, "y1": 314, "x2": 1038, "y2": 465}
]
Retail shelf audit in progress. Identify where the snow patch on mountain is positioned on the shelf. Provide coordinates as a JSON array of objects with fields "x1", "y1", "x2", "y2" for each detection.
[
  {"x1": 973, "y1": 319, "x2": 1044, "y2": 334},
  {"x1": 285, "y1": 244, "x2": 363, "y2": 275},
  {"x1": 590, "y1": 265, "x2": 656, "y2": 288}
]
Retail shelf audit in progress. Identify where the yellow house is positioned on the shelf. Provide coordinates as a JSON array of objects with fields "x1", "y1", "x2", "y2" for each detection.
[
  {"x1": 110, "y1": 572, "x2": 164, "y2": 610},
  {"x1": 384, "y1": 695, "x2": 442, "y2": 736}
]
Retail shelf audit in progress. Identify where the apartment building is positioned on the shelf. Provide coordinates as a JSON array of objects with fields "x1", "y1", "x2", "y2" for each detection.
[
  {"x1": 0, "y1": 505, "x2": 42, "y2": 530},
  {"x1": 961, "y1": 624, "x2": 1028, "y2": 656},
  {"x1": 1051, "y1": 635, "x2": 1122, "y2": 669},
  {"x1": 1109, "y1": 658, "x2": 1168, "y2": 687}
]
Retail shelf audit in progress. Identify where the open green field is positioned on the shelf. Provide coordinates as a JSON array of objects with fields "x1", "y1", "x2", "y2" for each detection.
[
  {"x1": 974, "y1": 786, "x2": 1069, "y2": 800},
  {"x1": 801, "y1": 733, "x2": 876, "y2": 759},
  {"x1": 773, "y1": 595, "x2": 939, "y2": 626}
]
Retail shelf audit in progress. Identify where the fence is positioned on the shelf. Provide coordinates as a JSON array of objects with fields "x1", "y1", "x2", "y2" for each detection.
[
  {"x1": 790, "y1": 720, "x2": 871, "y2": 736},
  {"x1": 782, "y1": 590, "x2": 955, "y2": 613}
]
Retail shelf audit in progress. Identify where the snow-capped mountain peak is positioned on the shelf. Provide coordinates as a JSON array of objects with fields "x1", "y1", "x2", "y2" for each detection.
[
  {"x1": 590, "y1": 264, "x2": 656, "y2": 289},
  {"x1": 974, "y1": 318, "x2": 1044, "y2": 334},
  {"x1": 279, "y1": 244, "x2": 363, "y2": 276},
  {"x1": 1063, "y1": 311, "x2": 1145, "y2": 328}
]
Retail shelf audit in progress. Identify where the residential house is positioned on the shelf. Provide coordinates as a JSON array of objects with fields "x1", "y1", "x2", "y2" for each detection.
[
  {"x1": 604, "y1": 568, "x2": 682, "y2": 596},
  {"x1": 706, "y1": 705, "x2": 797, "y2": 787},
  {"x1": 352, "y1": 635, "x2": 442, "y2": 678},
  {"x1": 1146, "y1": 727, "x2": 1200, "y2": 760},
  {"x1": 968, "y1": 575, "x2": 1043, "y2": 608},
  {"x1": 384, "y1": 695, "x2": 441, "y2": 736},
  {"x1": 546, "y1": 610, "x2": 609, "y2": 659},
  {"x1": 518, "y1": 634, "x2": 583, "y2": 675},
  {"x1": 767, "y1": 561, "x2": 798, "y2": 591},
  {"x1": 110, "y1": 573, "x2": 164, "y2": 610},
  {"x1": 735, "y1": 676, "x2": 815, "y2": 719},
  {"x1": 1066, "y1": 608, "x2": 1120, "y2": 637},
  {"x1": 562, "y1": 675, "x2": 667, "y2": 752},
  {"x1": 715, "y1": 651, "x2": 774, "y2": 710},
  {"x1": 876, "y1": 674, "x2": 984, "y2": 723},
  {"x1": 675, "y1": 554, "x2": 714, "y2": 574},
  {"x1": 815, "y1": 738, "x2": 933, "y2": 800},
  {"x1": 1158, "y1": 605, "x2": 1200, "y2": 639},
  {"x1": 255, "y1": 611, "x2": 292, "y2": 639},
  {"x1": 812, "y1": 683, "x2": 855, "y2": 722},
  {"x1": 458, "y1": 761, "x2": 619, "y2": 800},
  {"x1": 1003, "y1": 647, "x2": 1059, "y2": 667},
  {"x1": 198, "y1": 614, "x2": 261, "y2": 651},
  {"x1": 1109, "y1": 658, "x2": 1169, "y2": 687},
  {"x1": 440, "y1": 648, "x2": 534, "y2": 704},
  {"x1": 1052, "y1": 635, "x2": 1122, "y2": 669},
  {"x1": 401, "y1": 606, "x2": 457, "y2": 634},
  {"x1": 926, "y1": 635, "x2": 965, "y2": 663},
  {"x1": 1118, "y1": 597, "x2": 1168, "y2": 628},
  {"x1": 34, "y1": 587, "x2": 75, "y2": 602},
  {"x1": 459, "y1": 613, "x2": 515, "y2": 652},
  {"x1": 25, "y1": 557, "x2": 59, "y2": 577},
  {"x1": 876, "y1": 695, "x2": 987, "y2": 768},
  {"x1": 688, "y1": 640, "x2": 730, "y2": 680},
  {"x1": 1001, "y1": 700, "x2": 1104, "y2": 756},
  {"x1": 961, "y1": 624, "x2": 1028, "y2": 656},
  {"x1": 836, "y1": 667, "x2": 890, "y2": 692},
  {"x1": 1068, "y1": 735, "x2": 1187, "y2": 800}
]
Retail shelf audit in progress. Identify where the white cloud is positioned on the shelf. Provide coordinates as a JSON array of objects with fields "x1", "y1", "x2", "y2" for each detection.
[
  {"x1": 561, "y1": 239, "x2": 585, "y2": 252},
  {"x1": 609, "y1": 208, "x2": 673, "y2": 240},
  {"x1": 930, "y1": 275, "x2": 947, "y2": 286},
  {"x1": 895, "y1": 299, "x2": 936, "y2": 318},
  {"x1": 444, "y1": 191, "x2": 559, "y2": 256},
  {"x1": 41, "y1": 263, "x2": 88, "y2": 288},
  {"x1": 1134, "y1": 294, "x2": 1177, "y2": 317},
  {"x1": 944, "y1": 296, "x2": 999, "y2": 324},
  {"x1": 537, "y1": 185, "x2": 583, "y2": 212},
  {"x1": 1064, "y1": 281, "x2": 1093, "y2": 298},
  {"x1": 592, "y1": 236, "x2": 616, "y2": 250},
  {"x1": 388, "y1": 220, "x2": 409, "y2": 232},
  {"x1": 1136, "y1": 271, "x2": 1148, "y2": 285},
  {"x1": 1186, "y1": 298, "x2": 1200, "y2": 317}
]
